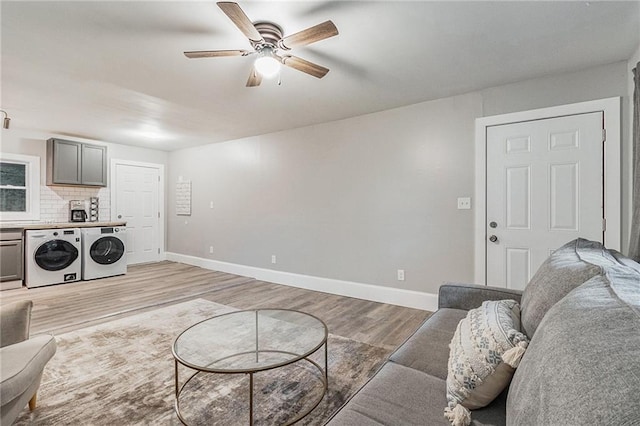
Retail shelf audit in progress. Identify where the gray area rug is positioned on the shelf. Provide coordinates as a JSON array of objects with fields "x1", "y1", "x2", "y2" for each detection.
[{"x1": 15, "y1": 299, "x2": 390, "y2": 425}]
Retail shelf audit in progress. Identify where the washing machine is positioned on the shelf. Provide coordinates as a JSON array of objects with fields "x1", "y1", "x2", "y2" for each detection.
[
  {"x1": 81, "y1": 226, "x2": 127, "y2": 280},
  {"x1": 25, "y1": 228, "x2": 82, "y2": 288}
]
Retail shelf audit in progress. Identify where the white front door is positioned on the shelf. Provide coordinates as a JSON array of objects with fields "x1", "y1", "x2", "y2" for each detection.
[
  {"x1": 486, "y1": 112, "x2": 604, "y2": 289},
  {"x1": 113, "y1": 162, "x2": 162, "y2": 264}
]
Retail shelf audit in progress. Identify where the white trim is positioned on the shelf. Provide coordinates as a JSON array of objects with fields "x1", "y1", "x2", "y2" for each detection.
[
  {"x1": 474, "y1": 97, "x2": 622, "y2": 284},
  {"x1": 110, "y1": 159, "x2": 165, "y2": 261},
  {"x1": 0, "y1": 153, "x2": 40, "y2": 221},
  {"x1": 166, "y1": 252, "x2": 438, "y2": 312}
]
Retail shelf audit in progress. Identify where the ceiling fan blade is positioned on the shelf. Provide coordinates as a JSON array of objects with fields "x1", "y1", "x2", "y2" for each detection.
[
  {"x1": 281, "y1": 55, "x2": 329, "y2": 79},
  {"x1": 217, "y1": 2, "x2": 264, "y2": 43},
  {"x1": 246, "y1": 67, "x2": 263, "y2": 87},
  {"x1": 184, "y1": 49, "x2": 250, "y2": 58},
  {"x1": 278, "y1": 20, "x2": 338, "y2": 50}
]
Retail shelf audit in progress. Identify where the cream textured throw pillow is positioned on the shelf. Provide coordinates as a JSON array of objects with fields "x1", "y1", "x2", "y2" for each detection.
[{"x1": 444, "y1": 299, "x2": 529, "y2": 426}]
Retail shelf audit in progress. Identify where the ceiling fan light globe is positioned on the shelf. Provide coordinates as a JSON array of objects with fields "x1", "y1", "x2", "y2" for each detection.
[{"x1": 255, "y1": 56, "x2": 280, "y2": 79}]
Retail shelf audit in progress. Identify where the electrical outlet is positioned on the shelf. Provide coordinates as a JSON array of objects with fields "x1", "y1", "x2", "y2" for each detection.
[
  {"x1": 271, "y1": 255, "x2": 277, "y2": 264},
  {"x1": 209, "y1": 246, "x2": 213, "y2": 254},
  {"x1": 397, "y1": 269, "x2": 405, "y2": 281},
  {"x1": 457, "y1": 197, "x2": 472, "y2": 210}
]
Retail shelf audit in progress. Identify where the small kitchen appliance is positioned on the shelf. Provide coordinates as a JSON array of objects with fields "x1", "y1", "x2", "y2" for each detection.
[{"x1": 70, "y1": 200, "x2": 87, "y2": 222}]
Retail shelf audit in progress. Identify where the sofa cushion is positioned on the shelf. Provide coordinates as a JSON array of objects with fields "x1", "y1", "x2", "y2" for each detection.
[
  {"x1": 327, "y1": 362, "x2": 450, "y2": 425},
  {"x1": 507, "y1": 265, "x2": 640, "y2": 425},
  {"x1": 520, "y1": 238, "x2": 606, "y2": 338},
  {"x1": 445, "y1": 300, "x2": 528, "y2": 426},
  {"x1": 390, "y1": 308, "x2": 467, "y2": 380},
  {"x1": 326, "y1": 362, "x2": 507, "y2": 426},
  {"x1": 0, "y1": 334, "x2": 57, "y2": 405}
]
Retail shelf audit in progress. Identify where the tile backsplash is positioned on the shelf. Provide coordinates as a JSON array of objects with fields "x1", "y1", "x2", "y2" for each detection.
[{"x1": 40, "y1": 185, "x2": 110, "y2": 222}]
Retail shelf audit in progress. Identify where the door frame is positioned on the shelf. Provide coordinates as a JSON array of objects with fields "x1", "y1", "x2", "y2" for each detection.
[
  {"x1": 474, "y1": 97, "x2": 621, "y2": 284},
  {"x1": 110, "y1": 159, "x2": 165, "y2": 262}
]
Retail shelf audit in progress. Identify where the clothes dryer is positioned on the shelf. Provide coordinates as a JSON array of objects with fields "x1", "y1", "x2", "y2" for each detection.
[
  {"x1": 25, "y1": 228, "x2": 81, "y2": 288},
  {"x1": 81, "y1": 226, "x2": 127, "y2": 280}
]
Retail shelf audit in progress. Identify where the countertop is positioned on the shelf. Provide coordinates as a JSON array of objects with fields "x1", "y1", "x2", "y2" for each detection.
[{"x1": 0, "y1": 221, "x2": 127, "y2": 231}]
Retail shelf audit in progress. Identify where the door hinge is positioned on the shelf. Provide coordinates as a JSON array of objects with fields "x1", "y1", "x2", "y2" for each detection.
[
  {"x1": 158, "y1": 248, "x2": 160, "y2": 254},
  {"x1": 602, "y1": 129, "x2": 606, "y2": 143},
  {"x1": 158, "y1": 175, "x2": 160, "y2": 182},
  {"x1": 157, "y1": 212, "x2": 160, "y2": 218},
  {"x1": 602, "y1": 218, "x2": 607, "y2": 232}
]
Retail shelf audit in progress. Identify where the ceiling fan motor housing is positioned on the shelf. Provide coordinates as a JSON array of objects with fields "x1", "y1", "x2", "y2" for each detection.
[{"x1": 251, "y1": 21, "x2": 283, "y2": 49}]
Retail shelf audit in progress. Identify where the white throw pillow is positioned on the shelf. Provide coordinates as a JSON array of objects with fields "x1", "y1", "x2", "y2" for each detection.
[{"x1": 444, "y1": 299, "x2": 529, "y2": 426}]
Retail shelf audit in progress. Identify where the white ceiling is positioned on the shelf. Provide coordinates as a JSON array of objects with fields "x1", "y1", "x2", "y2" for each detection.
[{"x1": 2, "y1": 1, "x2": 639, "y2": 151}]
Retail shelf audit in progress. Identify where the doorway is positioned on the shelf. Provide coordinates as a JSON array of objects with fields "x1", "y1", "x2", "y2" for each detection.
[
  {"x1": 474, "y1": 98, "x2": 621, "y2": 287},
  {"x1": 110, "y1": 160, "x2": 165, "y2": 264}
]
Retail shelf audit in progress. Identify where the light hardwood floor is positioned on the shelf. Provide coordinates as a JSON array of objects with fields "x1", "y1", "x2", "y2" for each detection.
[{"x1": 0, "y1": 261, "x2": 431, "y2": 351}]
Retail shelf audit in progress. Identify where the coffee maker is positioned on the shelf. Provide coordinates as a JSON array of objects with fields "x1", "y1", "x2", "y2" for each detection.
[{"x1": 69, "y1": 200, "x2": 87, "y2": 222}]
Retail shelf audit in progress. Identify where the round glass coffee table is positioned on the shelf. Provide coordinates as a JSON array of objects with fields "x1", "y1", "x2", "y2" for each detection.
[{"x1": 172, "y1": 309, "x2": 328, "y2": 425}]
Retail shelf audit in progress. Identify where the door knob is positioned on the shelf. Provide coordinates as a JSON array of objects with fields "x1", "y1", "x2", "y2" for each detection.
[
  {"x1": 118, "y1": 215, "x2": 122, "y2": 219},
  {"x1": 489, "y1": 235, "x2": 498, "y2": 243}
]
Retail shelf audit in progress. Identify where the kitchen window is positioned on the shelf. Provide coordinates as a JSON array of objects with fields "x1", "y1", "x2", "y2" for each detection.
[{"x1": 0, "y1": 153, "x2": 40, "y2": 221}]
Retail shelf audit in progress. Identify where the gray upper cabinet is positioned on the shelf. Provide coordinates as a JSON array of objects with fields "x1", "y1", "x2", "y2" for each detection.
[{"x1": 47, "y1": 138, "x2": 107, "y2": 187}]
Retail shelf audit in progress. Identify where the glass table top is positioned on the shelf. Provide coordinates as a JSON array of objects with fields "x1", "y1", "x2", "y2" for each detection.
[{"x1": 173, "y1": 309, "x2": 328, "y2": 373}]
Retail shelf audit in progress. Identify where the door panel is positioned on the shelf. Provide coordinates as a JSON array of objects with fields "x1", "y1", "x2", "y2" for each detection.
[
  {"x1": 506, "y1": 248, "x2": 530, "y2": 288},
  {"x1": 506, "y1": 166, "x2": 530, "y2": 229},
  {"x1": 549, "y1": 163, "x2": 578, "y2": 230},
  {"x1": 486, "y1": 112, "x2": 604, "y2": 290}
]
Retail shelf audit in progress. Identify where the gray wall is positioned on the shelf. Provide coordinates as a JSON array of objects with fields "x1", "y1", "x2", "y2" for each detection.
[
  {"x1": 169, "y1": 93, "x2": 482, "y2": 294},
  {"x1": 480, "y1": 61, "x2": 628, "y2": 117},
  {"x1": 168, "y1": 61, "x2": 631, "y2": 296}
]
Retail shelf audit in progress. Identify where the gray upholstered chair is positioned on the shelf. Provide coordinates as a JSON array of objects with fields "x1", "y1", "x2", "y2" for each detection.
[{"x1": 0, "y1": 300, "x2": 57, "y2": 425}]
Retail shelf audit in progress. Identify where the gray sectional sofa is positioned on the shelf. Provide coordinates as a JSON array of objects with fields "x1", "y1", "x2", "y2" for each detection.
[{"x1": 326, "y1": 238, "x2": 640, "y2": 425}]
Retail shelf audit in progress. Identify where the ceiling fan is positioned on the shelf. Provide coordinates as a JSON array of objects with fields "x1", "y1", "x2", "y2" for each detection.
[{"x1": 184, "y1": 2, "x2": 339, "y2": 87}]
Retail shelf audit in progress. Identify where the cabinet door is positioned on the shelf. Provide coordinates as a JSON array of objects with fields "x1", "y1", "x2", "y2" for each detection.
[
  {"x1": 52, "y1": 139, "x2": 82, "y2": 184},
  {"x1": 0, "y1": 240, "x2": 23, "y2": 281},
  {"x1": 81, "y1": 144, "x2": 107, "y2": 186}
]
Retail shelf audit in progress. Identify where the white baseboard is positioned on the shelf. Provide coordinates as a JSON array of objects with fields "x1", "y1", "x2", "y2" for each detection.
[{"x1": 165, "y1": 252, "x2": 438, "y2": 312}]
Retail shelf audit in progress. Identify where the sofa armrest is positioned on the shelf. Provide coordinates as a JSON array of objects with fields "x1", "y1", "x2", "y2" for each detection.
[
  {"x1": 438, "y1": 283, "x2": 523, "y2": 311},
  {"x1": 0, "y1": 334, "x2": 57, "y2": 406},
  {"x1": 0, "y1": 301, "x2": 33, "y2": 348}
]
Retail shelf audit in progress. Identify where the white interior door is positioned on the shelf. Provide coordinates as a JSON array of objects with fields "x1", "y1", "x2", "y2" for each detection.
[
  {"x1": 486, "y1": 112, "x2": 604, "y2": 289},
  {"x1": 113, "y1": 163, "x2": 161, "y2": 264}
]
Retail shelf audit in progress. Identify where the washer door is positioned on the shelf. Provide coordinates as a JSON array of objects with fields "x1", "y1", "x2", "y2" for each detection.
[
  {"x1": 90, "y1": 237, "x2": 125, "y2": 265},
  {"x1": 34, "y1": 240, "x2": 79, "y2": 271}
]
